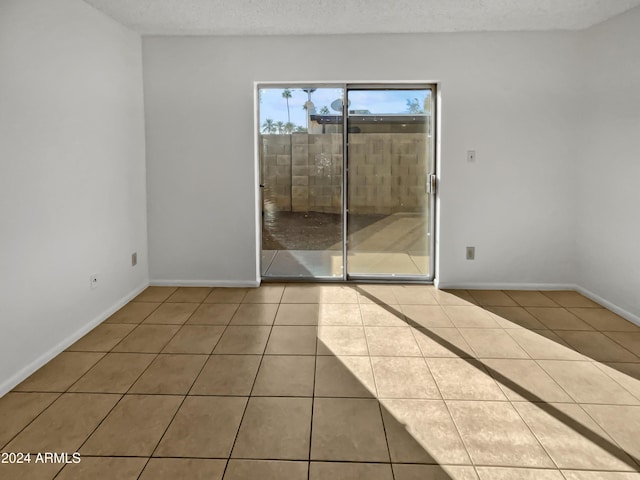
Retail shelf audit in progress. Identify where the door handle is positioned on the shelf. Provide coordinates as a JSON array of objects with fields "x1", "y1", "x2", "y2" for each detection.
[{"x1": 426, "y1": 174, "x2": 437, "y2": 194}]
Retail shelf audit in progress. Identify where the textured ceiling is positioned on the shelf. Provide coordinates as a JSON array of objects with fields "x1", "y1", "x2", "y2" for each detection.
[{"x1": 82, "y1": 0, "x2": 640, "y2": 35}]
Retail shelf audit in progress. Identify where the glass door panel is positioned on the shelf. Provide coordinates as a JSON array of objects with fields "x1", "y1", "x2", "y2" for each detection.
[
  {"x1": 259, "y1": 86, "x2": 345, "y2": 278},
  {"x1": 346, "y1": 87, "x2": 434, "y2": 278}
]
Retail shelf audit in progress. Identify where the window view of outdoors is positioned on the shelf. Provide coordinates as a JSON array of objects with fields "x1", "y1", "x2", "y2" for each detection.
[
  {"x1": 259, "y1": 86, "x2": 433, "y2": 279},
  {"x1": 260, "y1": 87, "x2": 345, "y2": 278}
]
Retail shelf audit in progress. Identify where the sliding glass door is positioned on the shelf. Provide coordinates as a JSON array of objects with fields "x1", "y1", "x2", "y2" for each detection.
[
  {"x1": 346, "y1": 86, "x2": 434, "y2": 278},
  {"x1": 259, "y1": 86, "x2": 345, "y2": 278},
  {"x1": 258, "y1": 83, "x2": 435, "y2": 281}
]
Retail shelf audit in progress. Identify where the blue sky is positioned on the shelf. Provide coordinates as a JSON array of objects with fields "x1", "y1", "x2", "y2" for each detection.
[{"x1": 259, "y1": 87, "x2": 430, "y2": 128}]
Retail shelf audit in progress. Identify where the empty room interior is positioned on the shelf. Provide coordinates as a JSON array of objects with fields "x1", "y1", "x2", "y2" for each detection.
[{"x1": 2, "y1": 0, "x2": 640, "y2": 479}]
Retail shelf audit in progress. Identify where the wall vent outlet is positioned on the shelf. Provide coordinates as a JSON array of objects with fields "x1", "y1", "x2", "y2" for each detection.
[
  {"x1": 90, "y1": 274, "x2": 99, "y2": 289},
  {"x1": 467, "y1": 150, "x2": 476, "y2": 162},
  {"x1": 132, "y1": 252, "x2": 137, "y2": 267},
  {"x1": 466, "y1": 246, "x2": 475, "y2": 260}
]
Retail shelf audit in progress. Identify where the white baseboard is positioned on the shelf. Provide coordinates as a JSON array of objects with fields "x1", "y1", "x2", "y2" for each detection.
[
  {"x1": 436, "y1": 282, "x2": 577, "y2": 291},
  {"x1": 0, "y1": 281, "x2": 149, "y2": 398},
  {"x1": 575, "y1": 285, "x2": 640, "y2": 327},
  {"x1": 149, "y1": 279, "x2": 260, "y2": 288}
]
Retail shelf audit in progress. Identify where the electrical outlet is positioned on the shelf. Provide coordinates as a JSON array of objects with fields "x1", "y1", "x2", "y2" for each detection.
[
  {"x1": 467, "y1": 150, "x2": 476, "y2": 162},
  {"x1": 132, "y1": 252, "x2": 137, "y2": 267},
  {"x1": 90, "y1": 274, "x2": 99, "y2": 289},
  {"x1": 466, "y1": 246, "x2": 475, "y2": 260}
]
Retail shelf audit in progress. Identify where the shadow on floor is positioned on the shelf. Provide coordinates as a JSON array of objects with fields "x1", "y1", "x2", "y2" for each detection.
[{"x1": 354, "y1": 286, "x2": 640, "y2": 473}]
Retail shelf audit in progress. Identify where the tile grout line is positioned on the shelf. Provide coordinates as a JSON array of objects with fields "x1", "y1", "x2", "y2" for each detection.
[
  {"x1": 106, "y1": 300, "x2": 163, "y2": 325},
  {"x1": 528, "y1": 306, "x2": 597, "y2": 331},
  {"x1": 417, "y1": 335, "x2": 478, "y2": 474},
  {"x1": 376, "y1": 400, "x2": 396, "y2": 480},
  {"x1": 439, "y1": 404, "x2": 482, "y2": 478},
  {"x1": 35, "y1": 350, "x2": 637, "y2": 359},
  {"x1": 555, "y1": 324, "x2": 640, "y2": 356},
  {"x1": 137, "y1": 288, "x2": 250, "y2": 477},
  {"x1": 3, "y1": 293, "x2": 173, "y2": 459},
  {"x1": 599, "y1": 331, "x2": 640, "y2": 362},
  {"x1": 358, "y1": 293, "x2": 378, "y2": 400},
  {"x1": 430, "y1": 295, "x2": 485, "y2": 361},
  {"x1": 65, "y1": 324, "x2": 154, "y2": 391},
  {"x1": 218, "y1": 291, "x2": 283, "y2": 479},
  {"x1": 53, "y1": 290, "x2": 186, "y2": 479},
  {"x1": 17, "y1": 293, "x2": 190, "y2": 477},
  {"x1": 590, "y1": 362, "x2": 640, "y2": 405},
  {"x1": 72, "y1": 289, "x2": 203, "y2": 479},
  {"x1": 573, "y1": 402, "x2": 640, "y2": 472},
  {"x1": 307, "y1": 289, "x2": 319, "y2": 479},
  {"x1": 526, "y1": 352, "x2": 640, "y2": 407},
  {"x1": 131, "y1": 288, "x2": 220, "y2": 479},
  {"x1": 14, "y1": 389, "x2": 640, "y2": 406},
  {"x1": 506, "y1": 390, "x2": 563, "y2": 472},
  {"x1": 97, "y1": 292, "x2": 201, "y2": 477},
  {"x1": 132, "y1": 289, "x2": 215, "y2": 479},
  {"x1": 22, "y1": 450, "x2": 640, "y2": 469},
  {"x1": 528, "y1": 355, "x2": 626, "y2": 406},
  {"x1": 502, "y1": 290, "x2": 560, "y2": 308},
  {"x1": 427, "y1": 286, "x2": 500, "y2": 472},
  {"x1": 0, "y1": 392, "x2": 64, "y2": 453},
  {"x1": 139, "y1": 334, "x2": 226, "y2": 475},
  {"x1": 475, "y1": 330, "x2": 580, "y2": 405},
  {"x1": 357, "y1": 291, "x2": 398, "y2": 474},
  {"x1": 356, "y1": 288, "x2": 396, "y2": 478}
]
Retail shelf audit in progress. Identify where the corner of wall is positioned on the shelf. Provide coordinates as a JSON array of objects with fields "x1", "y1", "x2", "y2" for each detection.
[{"x1": 0, "y1": 281, "x2": 148, "y2": 397}]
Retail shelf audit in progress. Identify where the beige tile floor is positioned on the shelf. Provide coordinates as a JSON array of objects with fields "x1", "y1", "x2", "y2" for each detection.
[{"x1": 2, "y1": 285, "x2": 640, "y2": 479}]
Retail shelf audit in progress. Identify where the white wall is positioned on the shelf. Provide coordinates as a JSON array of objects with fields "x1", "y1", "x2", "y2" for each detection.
[
  {"x1": 0, "y1": 0, "x2": 148, "y2": 394},
  {"x1": 143, "y1": 32, "x2": 581, "y2": 288},
  {"x1": 576, "y1": 7, "x2": 640, "y2": 320}
]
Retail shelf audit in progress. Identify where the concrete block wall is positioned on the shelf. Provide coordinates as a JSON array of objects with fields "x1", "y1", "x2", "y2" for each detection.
[
  {"x1": 261, "y1": 135, "x2": 292, "y2": 211},
  {"x1": 348, "y1": 133, "x2": 427, "y2": 214},
  {"x1": 260, "y1": 132, "x2": 428, "y2": 215}
]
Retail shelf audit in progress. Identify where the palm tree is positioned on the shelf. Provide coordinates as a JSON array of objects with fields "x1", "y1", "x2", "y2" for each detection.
[
  {"x1": 302, "y1": 88, "x2": 316, "y2": 103},
  {"x1": 284, "y1": 122, "x2": 295, "y2": 134},
  {"x1": 319, "y1": 106, "x2": 330, "y2": 114},
  {"x1": 301, "y1": 91, "x2": 317, "y2": 129},
  {"x1": 262, "y1": 118, "x2": 276, "y2": 134},
  {"x1": 275, "y1": 121, "x2": 285, "y2": 134},
  {"x1": 294, "y1": 126, "x2": 308, "y2": 133},
  {"x1": 282, "y1": 89, "x2": 292, "y2": 123},
  {"x1": 406, "y1": 98, "x2": 424, "y2": 114}
]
